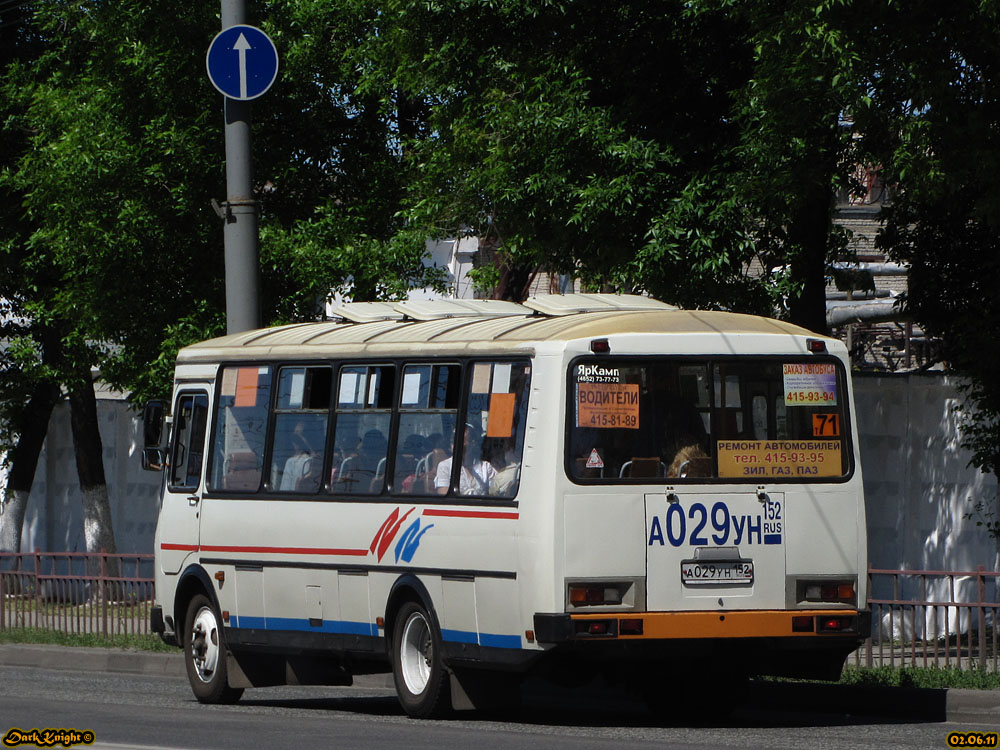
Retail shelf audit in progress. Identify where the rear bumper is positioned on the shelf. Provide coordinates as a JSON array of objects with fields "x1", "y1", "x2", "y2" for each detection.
[{"x1": 534, "y1": 609, "x2": 870, "y2": 643}]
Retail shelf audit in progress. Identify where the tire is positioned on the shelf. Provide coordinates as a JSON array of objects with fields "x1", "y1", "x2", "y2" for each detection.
[
  {"x1": 183, "y1": 593, "x2": 244, "y2": 704},
  {"x1": 391, "y1": 600, "x2": 450, "y2": 718}
]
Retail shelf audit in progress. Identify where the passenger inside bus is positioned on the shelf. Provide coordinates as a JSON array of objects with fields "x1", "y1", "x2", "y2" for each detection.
[
  {"x1": 488, "y1": 437, "x2": 521, "y2": 497},
  {"x1": 279, "y1": 422, "x2": 320, "y2": 492},
  {"x1": 435, "y1": 423, "x2": 496, "y2": 496},
  {"x1": 668, "y1": 442, "x2": 711, "y2": 478}
]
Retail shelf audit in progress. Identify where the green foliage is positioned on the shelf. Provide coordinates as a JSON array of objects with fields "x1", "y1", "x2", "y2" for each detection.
[
  {"x1": 839, "y1": 665, "x2": 1000, "y2": 691},
  {"x1": 858, "y1": 0, "x2": 1000, "y2": 491},
  {"x1": 2, "y1": 0, "x2": 999, "y2": 494},
  {"x1": 0, "y1": 627, "x2": 175, "y2": 653},
  {"x1": 380, "y1": 0, "x2": 771, "y2": 307}
]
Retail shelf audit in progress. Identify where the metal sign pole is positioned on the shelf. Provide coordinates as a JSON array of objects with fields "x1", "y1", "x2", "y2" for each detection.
[{"x1": 220, "y1": 0, "x2": 261, "y2": 334}]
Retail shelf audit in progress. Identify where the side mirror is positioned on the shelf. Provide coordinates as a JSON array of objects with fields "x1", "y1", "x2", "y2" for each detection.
[
  {"x1": 142, "y1": 400, "x2": 166, "y2": 471},
  {"x1": 143, "y1": 400, "x2": 165, "y2": 448},
  {"x1": 142, "y1": 447, "x2": 167, "y2": 471}
]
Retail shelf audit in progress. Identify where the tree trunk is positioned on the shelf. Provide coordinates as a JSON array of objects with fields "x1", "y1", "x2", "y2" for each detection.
[
  {"x1": 493, "y1": 255, "x2": 537, "y2": 303},
  {"x1": 0, "y1": 380, "x2": 60, "y2": 553},
  {"x1": 68, "y1": 372, "x2": 119, "y2": 580},
  {"x1": 785, "y1": 170, "x2": 836, "y2": 335}
]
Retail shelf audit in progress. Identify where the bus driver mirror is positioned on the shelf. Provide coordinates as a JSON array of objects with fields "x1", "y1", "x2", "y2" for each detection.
[{"x1": 142, "y1": 400, "x2": 166, "y2": 471}]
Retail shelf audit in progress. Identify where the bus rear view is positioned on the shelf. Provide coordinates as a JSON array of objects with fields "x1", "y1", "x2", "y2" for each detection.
[{"x1": 533, "y1": 323, "x2": 867, "y2": 710}]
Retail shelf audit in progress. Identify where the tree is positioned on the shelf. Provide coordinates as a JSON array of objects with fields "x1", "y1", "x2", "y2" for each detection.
[
  {"x1": 0, "y1": 0, "x2": 443, "y2": 552},
  {"x1": 854, "y1": 0, "x2": 1000, "y2": 526},
  {"x1": 374, "y1": 0, "x2": 771, "y2": 308}
]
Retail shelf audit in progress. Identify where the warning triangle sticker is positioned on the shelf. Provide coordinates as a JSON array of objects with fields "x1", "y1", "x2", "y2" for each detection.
[{"x1": 585, "y1": 449, "x2": 604, "y2": 469}]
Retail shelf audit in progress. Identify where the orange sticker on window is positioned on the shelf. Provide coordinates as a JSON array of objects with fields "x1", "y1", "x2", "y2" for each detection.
[
  {"x1": 234, "y1": 367, "x2": 260, "y2": 408},
  {"x1": 577, "y1": 382, "x2": 640, "y2": 429},
  {"x1": 812, "y1": 413, "x2": 841, "y2": 437},
  {"x1": 486, "y1": 392, "x2": 516, "y2": 438}
]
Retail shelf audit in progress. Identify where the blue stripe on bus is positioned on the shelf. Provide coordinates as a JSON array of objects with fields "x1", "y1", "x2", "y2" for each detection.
[
  {"x1": 441, "y1": 628, "x2": 479, "y2": 644},
  {"x1": 764, "y1": 534, "x2": 782, "y2": 545},
  {"x1": 478, "y1": 632, "x2": 522, "y2": 649},
  {"x1": 442, "y1": 629, "x2": 521, "y2": 649},
  {"x1": 230, "y1": 616, "x2": 520, "y2": 649},
  {"x1": 230, "y1": 615, "x2": 377, "y2": 637}
]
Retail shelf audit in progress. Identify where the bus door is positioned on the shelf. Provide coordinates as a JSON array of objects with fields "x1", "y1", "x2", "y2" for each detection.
[
  {"x1": 158, "y1": 388, "x2": 210, "y2": 575},
  {"x1": 644, "y1": 490, "x2": 786, "y2": 611}
]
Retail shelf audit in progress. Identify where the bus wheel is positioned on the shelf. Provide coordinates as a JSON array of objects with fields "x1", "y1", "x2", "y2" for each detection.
[
  {"x1": 183, "y1": 593, "x2": 244, "y2": 704},
  {"x1": 392, "y1": 601, "x2": 450, "y2": 718}
]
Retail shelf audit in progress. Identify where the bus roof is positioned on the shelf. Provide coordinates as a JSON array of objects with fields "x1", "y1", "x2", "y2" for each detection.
[{"x1": 175, "y1": 294, "x2": 825, "y2": 364}]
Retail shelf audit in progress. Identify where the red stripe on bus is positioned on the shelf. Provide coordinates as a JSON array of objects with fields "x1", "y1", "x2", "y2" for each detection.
[
  {"x1": 422, "y1": 509, "x2": 519, "y2": 520},
  {"x1": 160, "y1": 543, "x2": 199, "y2": 551},
  {"x1": 199, "y1": 545, "x2": 369, "y2": 557}
]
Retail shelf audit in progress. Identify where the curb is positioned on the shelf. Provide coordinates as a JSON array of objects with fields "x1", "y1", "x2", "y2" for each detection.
[
  {"x1": 0, "y1": 644, "x2": 995, "y2": 724},
  {"x1": 0, "y1": 644, "x2": 395, "y2": 687}
]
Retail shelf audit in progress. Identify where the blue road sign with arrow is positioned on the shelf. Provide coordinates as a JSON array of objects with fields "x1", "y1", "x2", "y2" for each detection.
[{"x1": 206, "y1": 24, "x2": 278, "y2": 101}]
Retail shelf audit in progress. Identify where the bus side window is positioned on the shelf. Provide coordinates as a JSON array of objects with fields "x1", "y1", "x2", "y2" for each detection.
[
  {"x1": 169, "y1": 393, "x2": 209, "y2": 491},
  {"x1": 392, "y1": 364, "x2": 459, "y2": 495},
  {"x1": 208, "y1": 365, "x2": 272, "y2": 493},
  {"x1": 457, "y1": 361, "x2": 530, "y2": 499},
  {"x1": 268, "y1": 366, "x2": 331, "y2": 494},
  {"x1": 330, "y1": 365, "x2": 394, "y2": 495}
]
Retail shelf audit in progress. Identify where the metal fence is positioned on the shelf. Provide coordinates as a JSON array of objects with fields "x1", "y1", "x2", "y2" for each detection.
[
  {"x1": 851, "y1": 567, "x2": 999, "y2": 671},
  {"x1": 1, "y1": 553, "x2": 998, "y2": 671},
  {"x1": 0, "y1": 551, "x2": 155, "y2": 637}
]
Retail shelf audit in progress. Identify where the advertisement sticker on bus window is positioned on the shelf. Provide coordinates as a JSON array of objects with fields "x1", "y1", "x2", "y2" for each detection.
[
  {"x1": 220, "y1": 368, "x2": 237, "y2": 397},
  {"x1": 782, "y1": 363, "x2": 837, "y2": 406},
  {"x1": 471, "y1": 363, "x2": 491, "y2": 394},
  {"x1": 338, "y1": 372, "x2": 359, "y2": 405},
  {"x1": 812, "y1": 413, "x2": 841, "y2": 437},
  {"x1": 716, "y1": 439, "x2": 842, "y2": 478},
  {"x1": 402, "y1": 371, "x2": 422, "y2": 406},
  {"x1": 234, "y1": 367, "x2": 260, "y2": 407},
  {"x1": 486, "y1": 392, "x2": 516, "y2": 437},
  {"x1": 492, "y1": 363, "x2": 512, "y2": 393},
  {"x1": 288, "y1": 370, "x2": 305, "y2": 409},
  {"x1": 577, "y1": 382, "x2": 640, "y2": 429},
  {"x1": 586, "y1": 449, "x2": 604, "y2": 469}
]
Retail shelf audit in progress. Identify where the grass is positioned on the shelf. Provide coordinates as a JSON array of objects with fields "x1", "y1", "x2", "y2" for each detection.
[
  {"x1": 0, "y1": 627, "x2": 176, "y2": 653},
  {"x1": 839, "y1": 665, "x2": 1000, "y2": 690}
]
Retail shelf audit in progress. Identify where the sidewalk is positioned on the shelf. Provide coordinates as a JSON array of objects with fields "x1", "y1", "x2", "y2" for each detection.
[{"x1": 0, "y1": 644, "x2": 996, "y2": 725}]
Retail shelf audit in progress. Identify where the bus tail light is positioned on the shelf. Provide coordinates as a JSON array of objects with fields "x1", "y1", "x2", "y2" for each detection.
[
  {"x1": 818, "y1": 616, "x2": 856, "y2": 633},
  {"x1": 619, "y1": 618, "x2": 643, "y2": 635},
  {"x1": 569, "y1": 585, "x2": 622, "y2": 606},
  {"x1": 573, "y1": 619, "x2": 617, "y2": 637},
  {"x1": 800, "y1": 579, "x2": 856, "y2": 606},
  {"x1": 807, "y1": 338, "x2": 827, "y2": 353},
  {"x1": 792, "y1": 616, "x2": 813, "y2": 633},
  {"x1": 567, "y1": 580, "x2": 635, "y2": 609}
]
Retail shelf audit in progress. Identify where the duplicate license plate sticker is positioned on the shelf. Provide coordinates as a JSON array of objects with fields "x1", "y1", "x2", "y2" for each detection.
[{"x1": 681, "y1": 559, "x2": 754, "y2": 585}]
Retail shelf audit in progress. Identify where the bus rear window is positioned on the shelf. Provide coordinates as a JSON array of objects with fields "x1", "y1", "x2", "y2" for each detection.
[{"x1": 568, "y1": 358, "x2": 850, "y2": 482}]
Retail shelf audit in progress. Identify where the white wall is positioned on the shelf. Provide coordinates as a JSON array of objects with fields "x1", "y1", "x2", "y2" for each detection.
[
  {"x1": 855, "y1": 373, "x2": 999, "y2": 573},
  {"x1": 854, "y1": 373, "x2": 999, "y2": 638},
  {"x1": 3, "y1": 396, "x2": 161, "y2": 555}
]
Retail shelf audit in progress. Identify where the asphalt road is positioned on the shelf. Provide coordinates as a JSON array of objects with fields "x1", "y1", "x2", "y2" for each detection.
[{"x1": 1, "y1": 660, "x2": 997, "y2": 750}]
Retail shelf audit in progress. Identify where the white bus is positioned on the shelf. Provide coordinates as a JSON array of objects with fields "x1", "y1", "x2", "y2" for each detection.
[{"x1": 145, "y1": 294, "x2": 869, "y2": 718}]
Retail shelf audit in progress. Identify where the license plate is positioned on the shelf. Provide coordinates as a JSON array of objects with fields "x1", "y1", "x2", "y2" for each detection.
[{"x1": 681, "y1": 560, "x2": 753, "y2": 585}]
